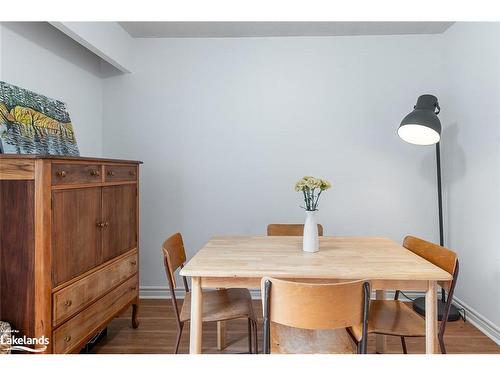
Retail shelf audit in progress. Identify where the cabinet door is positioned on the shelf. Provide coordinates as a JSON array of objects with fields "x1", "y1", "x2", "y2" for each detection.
[
  {"x1": 102, "y1": 185, "x2": 137, "y2": 262},
  {"x1": 52, "y1": 188, "x2": 102, "y2": 286}
]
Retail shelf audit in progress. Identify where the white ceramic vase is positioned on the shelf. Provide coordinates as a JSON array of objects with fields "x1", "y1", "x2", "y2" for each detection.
[{"x1": 303, "y1": 210, "x2": 319, "y2": 253}]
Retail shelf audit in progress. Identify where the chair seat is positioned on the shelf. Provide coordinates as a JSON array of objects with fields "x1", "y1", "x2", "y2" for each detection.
[
  {"x1": 272, "y1": 323, "x2": 357, "y2": 354},
  {"x1": 180, "y1": 288, "x2": 255, "y2": 323},
  {"x1": 367, "y1": 300, "x2": 425, "y2": 337}
]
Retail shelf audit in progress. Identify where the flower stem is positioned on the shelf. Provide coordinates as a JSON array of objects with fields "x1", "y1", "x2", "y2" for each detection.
[{"x1": 313, "y1": 190, "x2": 322, "y2": 210}]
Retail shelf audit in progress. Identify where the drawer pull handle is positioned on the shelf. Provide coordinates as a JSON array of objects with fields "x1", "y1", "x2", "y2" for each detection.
[
  {"x1": 107, "y1": 170, "x2": 115, "y2": 176},
  {"x1": 64, "y1": 335, "x2": 71, "y2": 342},
  {"x1": 56, "y1": 171, "x2": 66, "y2": 178},
  {"x1": 130, "y1": 261, "x2": 137, "y2": 266},
  {"x1": 129, "y1": 170, "x2": 136, "y2": 176},
  {"x1": 90, "y1": 169, "x2": 100, "y2": 177},
  {"x1": 97, "y1": 222, "x2": 105, "y2": 228},
  {"x1": 64, "y1": 300, "x2": 72, "y2": 307}
]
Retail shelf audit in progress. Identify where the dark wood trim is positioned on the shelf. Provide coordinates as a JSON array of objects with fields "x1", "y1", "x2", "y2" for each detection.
[
  {"x1": 34, "y1": 160, "x2": 53, "y2": 353},
  {"x1": 51, "y1": 181, "x2": 137, "y2": 191}
]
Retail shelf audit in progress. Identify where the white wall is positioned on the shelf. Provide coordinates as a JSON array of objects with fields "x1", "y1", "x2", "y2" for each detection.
[
  {"x1": 102, "y1": 35, "x2": 443, "y2": 289},
  {"x1": 441, "y1": 23, "x2": 500, "y2": 330},
  {"x1": 0, "y1": 22, "x2": 104, "y2": 157}
]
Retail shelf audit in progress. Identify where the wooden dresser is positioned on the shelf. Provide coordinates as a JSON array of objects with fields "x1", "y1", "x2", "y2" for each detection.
[{"x1": 0, "y1": 155, "x2": 141, "y2": 353}]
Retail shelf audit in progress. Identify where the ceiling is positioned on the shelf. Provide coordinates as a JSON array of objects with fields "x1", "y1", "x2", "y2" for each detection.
[{"x1": 119, "y1": 22, "x2": 454, "y2": 38}]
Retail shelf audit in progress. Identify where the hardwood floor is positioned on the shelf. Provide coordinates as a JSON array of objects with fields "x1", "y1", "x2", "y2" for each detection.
[{"x1": 92, "y1": 299, "x2": 500, "y2": 354}]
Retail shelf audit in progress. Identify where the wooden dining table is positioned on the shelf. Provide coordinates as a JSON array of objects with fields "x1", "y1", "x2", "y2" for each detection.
[{"x1": 179, "y1": 236, "x2": 452, "y2": 354}]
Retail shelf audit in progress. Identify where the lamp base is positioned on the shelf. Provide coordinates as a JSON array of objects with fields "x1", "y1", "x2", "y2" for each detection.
[{"x1": 412, "y1": 297, "x2": 462, "y2": 321}]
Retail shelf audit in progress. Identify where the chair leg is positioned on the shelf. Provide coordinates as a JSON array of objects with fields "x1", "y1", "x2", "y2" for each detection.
[
  {"x1": 400, "y1": 336, "x2": 408, "y2": 354},
  {"x1": 360, "y1": 337, "x2": 368, "y2": 354},
  {"x1": 439, "y1": 334, "x2": 447, "y2": 354},
  {"x1": 252, "y1": 319, "x2": 258, "y2": 354},
  {"x1": 174, "y1": 323, "x2": 184, "y2": 354},
  {"x1": 247, "y1": 318, "x2": 252, "y2": 353}
]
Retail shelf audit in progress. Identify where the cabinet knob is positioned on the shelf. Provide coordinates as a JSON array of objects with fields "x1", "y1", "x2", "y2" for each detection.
[
  {"x1": 104, "y1": 221, "x2": 109, "y2": 228},
  {"x1": 107, "y1": 170, "x2": 115, "y2": 176},
  {"x1": 64, "y1": 335, "x2": 71, "y2": 342},
  {"x1": 129, "y1": 170, "x2": 136, "y2": 176},
  {"x1": 130, "y1": 287, "x2": 137, "y2": 291},
  {"x1": 96, "y1": 222, "x2": 105, "y2": 228},
  {"x1": 56, "y1": 171, "x2": 66, "y2": 178},
  {"x1": 64, "y1": 300, "x2": 72, "y2": 307},
  {"x1": 130, "y1": 261, "x2": 137, "y2": 266},
  {"x1": 90, "y1": 169, "x2": 100, "y2": 177}
]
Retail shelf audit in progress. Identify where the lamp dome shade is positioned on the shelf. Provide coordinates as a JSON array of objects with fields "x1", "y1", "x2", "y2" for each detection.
[{"x1": 398, "y1": 94, "x2": 441, "y2": 145}]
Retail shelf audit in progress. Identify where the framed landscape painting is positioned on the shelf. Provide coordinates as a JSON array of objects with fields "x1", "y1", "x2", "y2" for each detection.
[{"x1": 0, "y1": 81, "x2": 79, "y2": 156}]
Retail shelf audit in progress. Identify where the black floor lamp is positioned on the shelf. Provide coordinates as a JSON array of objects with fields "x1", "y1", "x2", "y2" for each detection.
[{"x1": 398, "y1": 94, "x2": 461, "y2": 322}]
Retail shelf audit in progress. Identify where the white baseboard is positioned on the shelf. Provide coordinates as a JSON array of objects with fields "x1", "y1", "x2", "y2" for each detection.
[
  {"x1": 451, "y1": 296, "x2": 500, "y2": 345},
  {"x1": 139, "y1": 286, "x2": 174, "y2": 299},
  {"x1": 139, "y1": 286, "x2": 262, "y2": 299},
  {"x1": 138, "y1": 286, "x2": 434, "y2": 301},
  {"x1": 139, "y1": 286, "x2": 499, "y2": 345}
]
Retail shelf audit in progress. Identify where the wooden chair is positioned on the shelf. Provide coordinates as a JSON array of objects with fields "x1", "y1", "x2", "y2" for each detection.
[
  {"x1": 261, "y1": 277, "x2": 370, "y2": 354},
  {"x1": 267, "y1": 223, "x2": 324, "y2": 236},
  {"x1": 162, "y1": 233, "x2": 258, "y2": 354},
  {"x1": 367, "y1": 235, "x2": 459, "y2": 354}
]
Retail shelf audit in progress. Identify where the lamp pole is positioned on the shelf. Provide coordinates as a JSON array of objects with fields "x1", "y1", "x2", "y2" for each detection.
[
  {"x1": 436, "y1": 142, "x2": 446, "y2": 303},
  {"x1": 436, "y1": 142, "x2": 444, "y2": 248}
]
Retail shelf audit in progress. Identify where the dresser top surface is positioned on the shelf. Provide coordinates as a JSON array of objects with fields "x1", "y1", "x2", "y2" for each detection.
[{"x1": 0, "y1": 154, "x2": 142, "y2": 164}]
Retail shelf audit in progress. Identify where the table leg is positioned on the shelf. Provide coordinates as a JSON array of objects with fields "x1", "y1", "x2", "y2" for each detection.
[
  {"x1": 425, "y1": 280, "x2": 438, "y2": 354},
  {"x1": 217, "y1": 321, "x2": 226, "y2": 351},
  {"x1": 189, "y1": 276, "x2": 203, "y2": 354},
  {"x1": 375, "y1": 290, "x2": 387, "y2": 354}
]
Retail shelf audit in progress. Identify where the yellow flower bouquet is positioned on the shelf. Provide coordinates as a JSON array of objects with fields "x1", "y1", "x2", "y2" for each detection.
[{"x1": 294, "y1": 176, "x2": 331, "y2": 211}]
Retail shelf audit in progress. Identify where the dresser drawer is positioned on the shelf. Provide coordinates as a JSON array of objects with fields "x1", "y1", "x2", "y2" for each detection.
[
  {"x1": 53, "y1": 275, "x2": 138, "y2": 353},
  {"x1": 53, "y1": 252, "x2": 138, "y2": 326},
  {"x1": 52, "y1": 163, "x2": 102, "y2": 185},
  {"x1": 104, "y1": 165, "x2": 137, "y2": 182}
]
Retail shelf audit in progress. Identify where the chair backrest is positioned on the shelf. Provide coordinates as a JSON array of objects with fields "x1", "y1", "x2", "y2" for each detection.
[
  {"x1": 267, "y1": 223, "x2": 324, "y2": 236},
  {"x1": 162, "y1": 232, "x2": 187, "y2": 289},
  {"x1": 261, "y1": 277, "x2": 370, "y2": 353},
  {"x1": 403, "y1": 235, "x2": 458, "y2": 291}
]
